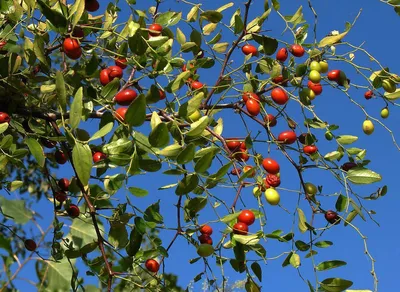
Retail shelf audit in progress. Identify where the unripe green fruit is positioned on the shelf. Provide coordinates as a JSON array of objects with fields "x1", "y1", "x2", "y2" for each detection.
[
  {"x1": 362, "y1": 120, "x2": 374, "y2": 135},
  {"x1": 197, "y1": 244, "x2": 214, "y2": 257},
  {"x1": 253, "y1": 186, "x2": 262, "y2": 197},
  {"x1": 380, "y1": 108, "x2": 389, "y2": 119},
  {"x1": 304, "y1": 182, "x2": 318, "y2": 196},
  {"x1": 309, "y1": 61, "x2": 321, "y2": 72},
  {"x1": 325, "y1": 132, "x2": 334, "y2": 140},
  {"x1": 309, "y1": 70, "x2": 321, "y2": 83}
]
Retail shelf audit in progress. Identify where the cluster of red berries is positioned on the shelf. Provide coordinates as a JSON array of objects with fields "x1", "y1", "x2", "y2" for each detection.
[
  {"x1": 198, "y1": 224, "x2": 213, "y2": 245},
  {"x1": 232, "y1": 210, "x2": 256, "y2": 235}
]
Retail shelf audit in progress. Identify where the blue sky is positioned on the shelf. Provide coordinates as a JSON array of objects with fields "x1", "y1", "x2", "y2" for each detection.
[{"x1": 4, "y1": 0, "x2": 400, "y2": 291}]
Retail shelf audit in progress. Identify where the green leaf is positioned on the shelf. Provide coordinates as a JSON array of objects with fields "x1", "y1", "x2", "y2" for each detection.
[
  {"x1": 149, "y1": 123, "x2": 169, "y2": 147},
  {"x1": 245, "y1": 277, "x2": 261, "y2": 292},
  {"x1": 384, "y1": 88, "x2": 400, "y2": 100},
  {"x1": 282, "y1": 251, "x2": 293, "y2": 267},
  {"x1": 234, "y1": 14, "x2": 244, "y2": 34},
  {"x1": 42, "y1": 259, "x2": 74, "y2": 291},
  {"x1": 70, "y1": 87, "x2": 83, "y2": 130},
  {"x1": 187, "y1": 92, "x2": 204, "y2": 115},
  {"x1": 324, "y1": 151, "x2": 341, "y2": 161},
  {"x1": 72, "y1": 142, "x2": 92, "y2": 186},
  {"x1": 233, "y1": 234, "x2": 260, "y2": 245},
  {"x1": 344, "y1": 209, "x2": 358, "y2": 226},
  {"x1": 176, "y1": 27, "x2": 186, "y2": 44},
  {"x1": 69, "y1": 217, "x2": 99, "y2": 248},
  {"x1": 126, "y1": 94, "x2": 146, "y2": 127},
  {"x1": 0, "y1": 197, "x2": 32, "y2": 224},
  {"x1": 319, "y1": 278, "x2": 353, "y2": 292},
  {"x1": 56, "y1": 71, "x2": 67, "y2": 112},
  {"x1": 200, "y1": 11, "x2": 223, "y2": 23},
  {"x1": 316, "y1": 260, "x2": 346, "y2": 271},
  {"x1": 90, "y1": 122, "x2": 114, "y2": 141},
  {"x1": 104, "y1": 174, "x2": 125, "y2": 195},
  {"x1": 335, "y1": 194, "x2": 348, "y2": 212},
  {"x1": 25, "y1": 138, "x2": 45, "y2": 167},
  {"x1": 177, "y1": 143, "x2": 196, "y2": 164},
  {"x1": 186, "y1": 116, "x2": 209, "y2": 137},
  {"x1": 295, "y1": 240, "x2": 310, "y2": 251},
  {"x1": 187, "y1": 5, "x2": 199, "y2": 22},
  {"x1": 336, "y1": 135, "x2": 358, "y2": 145},
  {"x1": 166, "y1": 71, "x2": 191, "y2": 93},
  {"x1": 253, "y1": 34, "x2": 278, "y2": 55},
  {"x1": 272, "y1": 0, "x2": 280, "y2": 10},
  {"x1": 315, "y1": 241, "x2": 333, "y2": 248},
  {"x1": 194, "y1": 151, "x2": 214, "y2": 173},
  {"x1": 318, "y1": 30, "x2": 350, "y2": 47},
  {"x1": 37, "y1": 0, "x2": 67, "y2": 33},
  {"x1": 109, "y1": 225, "x2": 128, "y2": 249},
  {"x1": 156, "y1": 11, "x2": 182, "y2": 26},
  {"x1": 0, "y1": 123, "x2": 8, "y2": 135},
  {"x1": 251, "y1": 262, "x2": 262, "y2": 282},
  {"x1": 213, "y1": 42, "x2": 229, "y2": 53},
  {"x1": 101, "y1": 78, "x2": 120, "y2": 100},
  {"x1": 346, "y1": 167, "x2": 382, "y2": 184},
  {"x1": 128, "y1": 187, "x2": 149, "y2": 198},
  {"x1": 144, "y1": 201, "x2": 164, "y2": 224},
  {"x1": 297, "y1": 208, "x2": 307, "y2": 233},
  {"x1": 175, "y1": 174, "x2": 199, "y2": 195},
  {"x1": 33, "y1": 36, "x2": 49, "y2": 68},
  {"x1": 70, "y1": 0, "x2": 85, "y2": 28},
  {"x1": 8, "y1": 180, "x2": 23, "y2": 192}
]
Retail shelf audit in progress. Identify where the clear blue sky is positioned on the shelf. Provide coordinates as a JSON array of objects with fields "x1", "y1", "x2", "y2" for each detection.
[{"x1": 6, "y1": 0, "x2": 400, "y2": 291}]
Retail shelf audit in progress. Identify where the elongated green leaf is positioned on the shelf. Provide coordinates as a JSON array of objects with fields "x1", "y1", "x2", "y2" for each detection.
[
  {"x1": 297, "y1": 208, "x2": 307, "y2": 233},
  {"x1": 149, "y1": 123, "x2": 169, "y2": 147},
  {"x1": 200, "y1": 11, "x2": 223, "y2": 23},
  {"x1": 33, "y1": 36, "x2": 49, "y2": 68},
  {"x1": 316, "y1": 260, "x2": 346, "y2": 271},
  {"x1": 37, "y1": 0, "x2": 67, "y2": 33},
  {"x1": 70, "y1": 0, "x2": 85, "y2": 27},
  {"x1": 177, "y1": 143, "x2": 196, "y2": 164},
  {"x1": 336, "y1": 135, "x2": 358, "y2": 145},
  {"x1": 175, "y1": 174, "x2": 199, "y2": 195},
  {"x1": 318, "y1": 30, "x2": 350, "y2": 47},
  {"x1": 72, "y1": 142, "x2": 92, "y2": 186},
  {"x1": 0, "y1": 123, "x2": 8, "y2": 134},
  {"x1": 290, "y1": 253, "x2": 301, "y2": 268},
  {"x1": 233, "y1": 234, "x2": 260, "y2": 245},
  {"x1": 43, "y1": 259, "x2": 74, "y2": 291},
  {"x1": 126, "y1": 94, "x2": 146, "y2": 127},
  {"x1": 384, "y1": 88, "x2": 400, "y2": 100},
  {"x1": 25, "y1": 138, "x2": 45, "y2": 167},
  {"x1": 90, "y1": 122, "x2": 114, "y2": 141},
  {"x1": 70, "y1": 87, "x2": 83, "y2": 130},
  {"x1": 186, "y1": 116, "x2": 209, "y2": 137},
  {"x1": 251, "y1": 262, "x2": 262, "y2": 282},
  {"x1": 319, "y1": 278, "x2": 353, "y2": 292},
  {"x1": 0, "y1": 197, "x2": 32, "y2": 224},
  {"x1": 346, "y1": 167, "x2": 382, "y2": 184},
  {"x1": 315, "y1": 241, "x2": 333, "y2": 248},
  {"x1": 56, "y1": 71, "x2": 67, "y2": 112}
]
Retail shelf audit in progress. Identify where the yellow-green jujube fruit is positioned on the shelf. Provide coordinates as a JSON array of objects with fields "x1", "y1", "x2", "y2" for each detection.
[
  {"x1": 304, "y1": 182, "x2": 318, "y2": 196},
  {"x1": 197, "y1": 244, "x2": 214, "y2": 257},
  {"x1": 264, "y1": 188, "x2": 280, "y2": 205},
  {"x1": 380, "y1": 108, "x2": 389, "y2": 119},
  {"x1": 253, "y1": 186, "x2": 262, "y2": 197},
  {"x1": 309, "y1": 61, "x2": 321, "y2": 72},
  {"x1": 309, "y1": 70, "x2": 321, "y2": 83},
  {"x1": 362, "y1": 120, "x2": 374, "y2": 135},
  {"x1": 319, "y1": 60, "x2": 329, "y2": 73}
]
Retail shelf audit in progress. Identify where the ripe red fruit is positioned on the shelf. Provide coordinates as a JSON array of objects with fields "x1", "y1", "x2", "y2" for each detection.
[
  {"x1": 0, "y1": 40, "x2": 7, "y2": 50},
  {"x1": 265, "y1": 174, "x2": 280, "y2": 187},
  {"x1": 190, "y1": 81, "x2": 204, "y2": 90},
  {"x1": 93, "y1": 152, "x2": 107, "y2": 163},
  {"x1": 262, "y1": 158, "x2": 280, "y2": 174},
  {"x1": 58, "y1": 178, "x2": 70, "y2": 192},
  {"x1": 115, "y1": 107, "x2": 128, "y2": 122},
  {"x1": 341, "y1": 162, "x2": 357, "y2": 171},
  {"x1": 85, "y1": 0, "x2": 99, "y2": 12},
  {"x1": 237, "y1": 210, "x2": 255, "y2": 226},
  {"x1": 182, "y1": 63, "x2": 196, "y2": 73},
  {"x1": 325, "y1": 210, "x2": 341, "y2": 225},
  {"x1": 303, "y1": 145, "x2": 318, "y2": 155},
  {"x1": 307, "y1": 81, "x2": 323, "y2": 95},
  {"x1": 115, "y1": 57, "x2": 127, "y2": 69},
  {"x1": 114, "y1": 89, "x2": 137, "y2": 106},
  {"x1": 278, "y1": 130, "x2": 297, "y2": 144},
  {"x1": 63, "y1": 38, "x2": 82, "y2": 60},
  {"x1": 290, "y1": 44, "x2": 305, "y2": 57},
  {"x1": 100, "y1": 66, "x2": 123, "y2": 86},
  {"x1": 226, "y1": 139, "x2": 241, "y2": 151},
  {"x1": 55, "y1": 191, "x2": 67, "y2": 203},
  {"x1": 199, "y1": 224, "x2": 213, "y2": 235},
  {"x1": 149, "y1": 23, "x2": 163, "y2": 36},
  {"x1": 327, "y1": 70, "x2": 341, "y2": 82},
  {"x1": 159, "y1": 90, "x2": 166, "y2": 100},
  {"x1": 242, "y1": 44, "x2": 258, "y2": 56},
  {"x1": 99, "y1": 69, "x2": 111, "y2": 86},
  {"x1": 72, "y1": 27, "x2": 84, "y2": 39},
  {"x1": 272, "y1": 75, "x2": 288, "y2": 86},
  {"x1": 67, "y1": 204, "x2": 80, "y2": 218},
  {"x1": 145, "y1": 259, "x2": 160, "y2": 273},
  {"x1": 232, "y1": 222, "x2": 249, "y2": 235},
  {"x1": 242, "y1": 92, "x2": 260, "y2": 102},
  {"x1": 238, "y1": 152, "x2": 250, "y2": 162},
  {"x1": 276, "y1": 47, "x2": 288, "y2": 62},
  {"x1": 198, "y1": 234, "x2": 213, "y2": 245},
  {"x1": 265, "y1": 114, "x2": 277, "y2": 127},
  {"x1": 243, "y1": 165, "x2": 256, "y2": 178},
  {"x1": 55, "y1": 150, "x2": 68, "y2": 164},
  {"x1": 41, "y1": 138, "x2": 57, "y2": 148},
  {"x1": 230, "y1": 168, "x2": 242, "y2": 175},
  {"x1": 0, "y1": 112, "x2": 11, "y2": 123},
  {"x1": 24, "y1": 239, "x2": 37, "y2": 251},
  {"x1": 246, "y1": 99, "x2": 260, "y2": 116},
  {"x1": 364, "y1": 90, "x2": 374, "y2": 100},
  {"x1": 271, "y1": 88, "x2": 289, "y2": 105}
]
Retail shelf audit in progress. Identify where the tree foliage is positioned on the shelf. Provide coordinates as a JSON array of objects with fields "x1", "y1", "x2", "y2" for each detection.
[{"x1": 0, "y1": 0, "x2": 399, "y2": 291}]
